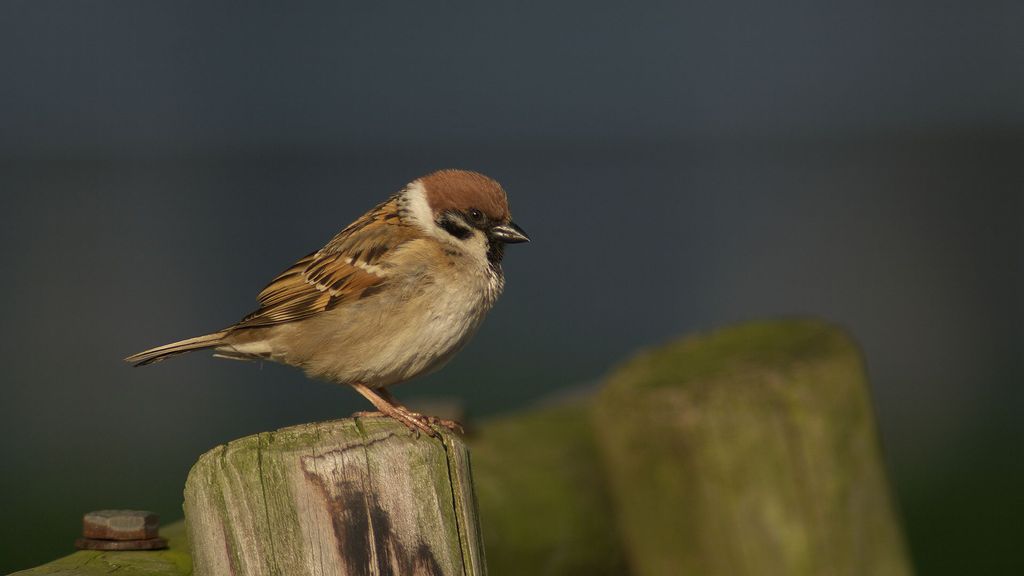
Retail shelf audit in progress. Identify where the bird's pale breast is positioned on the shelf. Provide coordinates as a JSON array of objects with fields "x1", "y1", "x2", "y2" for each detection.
[{"x1": 258, "y1": 239, "x2": 503, "y2": 388}]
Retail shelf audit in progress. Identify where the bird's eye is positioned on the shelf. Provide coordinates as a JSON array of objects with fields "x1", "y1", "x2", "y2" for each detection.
[{"x1": 468, "y1": 208, "x2": 484, "y2": 223}]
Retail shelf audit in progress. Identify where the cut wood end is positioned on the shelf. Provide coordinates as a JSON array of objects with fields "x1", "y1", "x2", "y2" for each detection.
[
  {"x1": 604, "y1": 318, "x2": 860, "y2": 393},
  {"x1": 183, "y1": 416, "x2": 481, "y2": 576}
]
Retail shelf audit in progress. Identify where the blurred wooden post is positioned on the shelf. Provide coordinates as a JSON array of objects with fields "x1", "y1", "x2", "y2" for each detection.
[
  {"x1": 593, "y1": 319, "x2": 913, "y2": 576},
  {"x1": 468, "y1": 402, "x2": 627, "y2": 575},
  {"x1": 184, "y1": 417, "x2": 485, "y2": 576}
]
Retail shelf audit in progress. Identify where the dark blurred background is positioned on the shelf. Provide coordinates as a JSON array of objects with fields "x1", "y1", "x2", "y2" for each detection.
[{"x1": 1, "y1": 1, "x2": 1021, "y2": 573}]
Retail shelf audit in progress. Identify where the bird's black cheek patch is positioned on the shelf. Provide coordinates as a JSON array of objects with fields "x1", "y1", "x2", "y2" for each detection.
[
  {"x1": 487, "y1": 238, "x2": 505, "y2": 265},
  {"x1": 437, "y1": 216, "x2": 472, "y2": 240}
]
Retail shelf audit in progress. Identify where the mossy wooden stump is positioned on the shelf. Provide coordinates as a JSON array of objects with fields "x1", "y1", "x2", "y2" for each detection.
[
  {"x1": 594, "y1": 319, "x2": 913, "y2": 576},
  {"x1": 184, "y1": 417, "x2": 484, "y2": 576}
]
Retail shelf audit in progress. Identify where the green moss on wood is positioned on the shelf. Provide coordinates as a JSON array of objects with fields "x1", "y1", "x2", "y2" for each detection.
[
  {"x1": 469, "y1": 402, "x2": 626, "y2": 576},
  {"x1": 185, "y1": 417, "x2": 484, "y2": 576},
  {"x1": 594, "y1": 318, "x2": 913, "y2": 576},
  {"x1": 610, "y1": 318, "x2": 853, "y2": 392},
  {"x1": 11, "y1": 519, "x2": 192, "y2": 576}
]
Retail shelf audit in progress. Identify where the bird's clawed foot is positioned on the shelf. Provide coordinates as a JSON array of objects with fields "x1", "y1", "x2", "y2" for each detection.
[
  {"x1": 424, "y1": 415, "x2": 464, "y2": 434},
  {"x1": 352, "y1": 409, "x2": 465, "y2": 438},
  {"x1": 354, "y1": 408, "x2": 438, "y2": 438},
  {"x1": 350, "y1": 383, "x2": 464, "y2": 438}
]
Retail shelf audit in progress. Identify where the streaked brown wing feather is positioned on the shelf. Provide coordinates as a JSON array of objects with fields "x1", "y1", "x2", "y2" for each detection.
[
  {"x1": 232, "y1": 196, "x2": 420, "y2": 329},
  {"x1": 255, "y1": 252, "x2": 317, "y2": 308}
]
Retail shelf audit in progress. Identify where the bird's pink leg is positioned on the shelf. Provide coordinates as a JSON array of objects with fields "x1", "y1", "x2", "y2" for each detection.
[
  {"x1": 350, "y1": 382, "x2": 438, "y2": 437},
  {"x1": 350, "y1": 383, "x2": 464, "y2": 436}
]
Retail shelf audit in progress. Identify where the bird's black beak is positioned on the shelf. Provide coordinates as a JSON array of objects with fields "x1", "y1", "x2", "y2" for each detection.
[{"x1": 490, "y1": 221, "x2": 530, "y2": 244}]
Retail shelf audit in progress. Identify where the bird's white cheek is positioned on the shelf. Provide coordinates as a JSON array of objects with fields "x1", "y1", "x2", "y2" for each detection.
[
  {"x1": 462, "y1": 231, "x2": 492, "y2": 267},
  {"x1": 402, "y1": 181, "x2": 440, "y2": 238}
]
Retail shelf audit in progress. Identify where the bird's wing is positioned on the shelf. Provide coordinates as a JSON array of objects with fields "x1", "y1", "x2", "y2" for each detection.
[{"x1": 232, "y1": 196, "x2": 421, "y2": 329}]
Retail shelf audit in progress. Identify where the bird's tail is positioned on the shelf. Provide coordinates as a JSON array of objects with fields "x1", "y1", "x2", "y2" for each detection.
[{"x1": 125, "y1": 330, "x2": 229, "y2": 367}]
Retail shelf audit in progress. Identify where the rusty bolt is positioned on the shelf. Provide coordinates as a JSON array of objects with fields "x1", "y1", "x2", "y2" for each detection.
[
  {"x1": 75, "y1": 510, "x2": 168, "y2": 551},
  {"x1": 83, "y1": 510, "x2": 159, "y2": 540}
]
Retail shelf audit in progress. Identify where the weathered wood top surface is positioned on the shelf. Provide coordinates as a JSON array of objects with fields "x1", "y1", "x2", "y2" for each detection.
[{"x1": 185, "y1": 416, "x2": 483, "y2": 576}]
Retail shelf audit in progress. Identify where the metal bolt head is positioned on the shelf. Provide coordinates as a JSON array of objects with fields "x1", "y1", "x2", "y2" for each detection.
[
  {"x1": 82, "y1": 510, "x2": 160, "y2": 541},
  {"x1": 75, "y1": 536, "x2": 168, "y2": 551}
]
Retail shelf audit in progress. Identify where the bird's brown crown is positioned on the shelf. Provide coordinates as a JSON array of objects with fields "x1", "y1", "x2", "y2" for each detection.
[{"x1": 420, "y1": 169, "x2": 510, "y2": 222}]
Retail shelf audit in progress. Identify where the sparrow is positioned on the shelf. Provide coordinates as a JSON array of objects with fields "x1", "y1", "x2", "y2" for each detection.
[{"x1": 126, "y1": 169, "x2": 529, "y2": 436}]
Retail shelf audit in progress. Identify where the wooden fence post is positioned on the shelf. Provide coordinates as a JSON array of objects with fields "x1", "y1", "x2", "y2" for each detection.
[
  {"x1": 468, "y1": 402, "x2": 627, "y2": 575},
  {"x1": 184, "y1": 416, "x2": 485, "y2": 576},
  {"x1": 593, "y1": 319, "x2": 913, "y2": 576}
]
